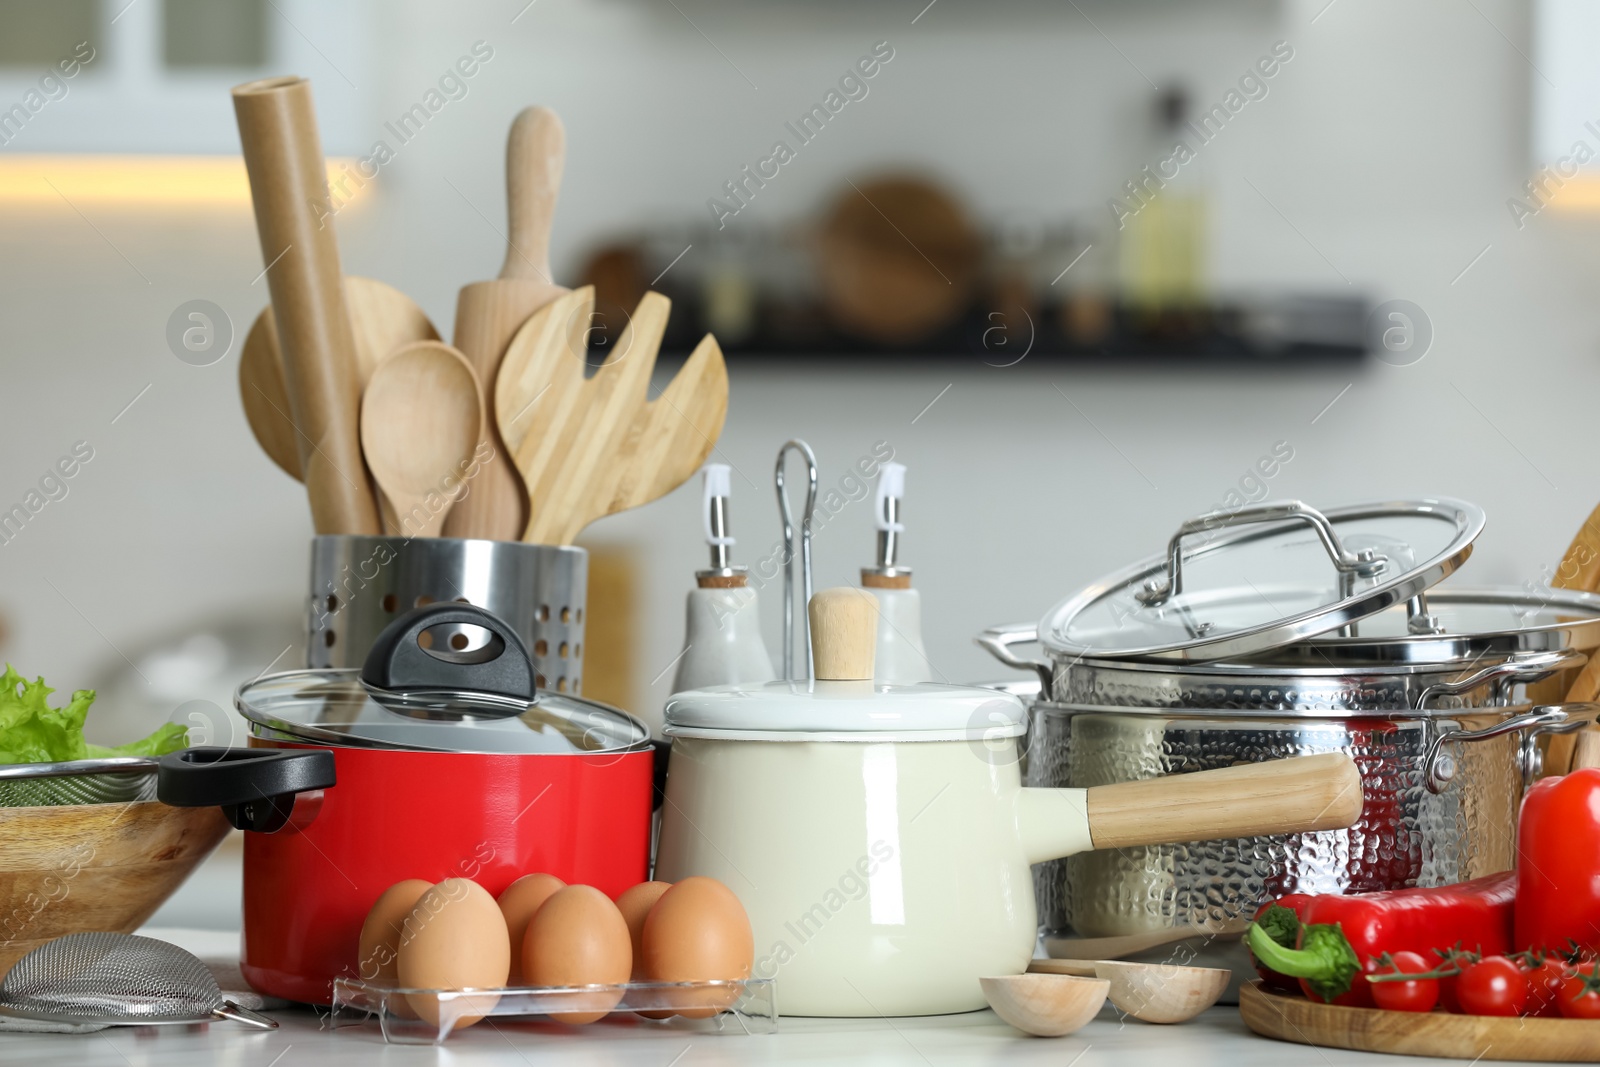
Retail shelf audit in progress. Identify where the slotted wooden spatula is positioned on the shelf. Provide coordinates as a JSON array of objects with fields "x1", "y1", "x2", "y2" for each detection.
[{"x1": 495, "y1": 286, "x2": 728, "y2": 544}]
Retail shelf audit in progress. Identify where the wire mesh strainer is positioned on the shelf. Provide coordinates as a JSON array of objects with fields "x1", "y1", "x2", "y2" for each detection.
[
  {"x1": 0, "y1": 933, "x2": 276, "y2": 1029},
  {"x1": 0, "y1": 758, "x2": 157, "y2": 807}
]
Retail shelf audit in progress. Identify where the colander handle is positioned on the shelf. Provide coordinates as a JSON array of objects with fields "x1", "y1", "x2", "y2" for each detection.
[{"x1": 157, "y1": 747, "x2": 335, "y2": 833}]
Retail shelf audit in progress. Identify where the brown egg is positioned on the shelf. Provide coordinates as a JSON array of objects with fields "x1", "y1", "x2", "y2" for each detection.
[
  {"x1": 357, "y1": 879, "x2": 431, "y2": 1019},
  {"x1": 396, "y1": 878, "x2": 510, "y2": 1030},
  {"x1": 497, "y1": 872, "x2": 566, "y2": 984},
  {"x1": 640, "y1": 876, "x2": 754, "y2": 1018},
  {"x1": 615, "y1": 881, "x2": 672, "y2": 979},
  {"x1": 522, "y1": 885, "x2": 632, "y2": 1024}
]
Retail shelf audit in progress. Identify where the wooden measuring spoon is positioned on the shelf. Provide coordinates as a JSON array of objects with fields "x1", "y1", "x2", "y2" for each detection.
[
  {"x1": 981, "y1": 974, "x2": 1108, "y2": 1037},
  {"x1": 240, "y1": 276, "x2": 439, "y2": 482},
  {"x1": 443, "y1": 107, "x2": 570, "y2": 542},
  {"x1": 360, "y1": 341, "x2": 483, "y2": 539}
]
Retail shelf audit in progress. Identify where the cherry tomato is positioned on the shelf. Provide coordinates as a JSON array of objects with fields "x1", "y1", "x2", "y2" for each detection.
[
  {"x1": 1521, "y1": 957, "x2": 1570, "y2": 1018},
  {"x1": 1434, "y1": 946, "x2": 1478, "y2": 1013},
  {"x1": 1456, "y1": 956, "x2": 1529, "y2": 1017},
  {"x1": 1558, "y1": 965, "x2": 1600, "y2": 1020},
  {"x1": 1369, "y1": 951, "x2": 1439, "y2": 1013}
]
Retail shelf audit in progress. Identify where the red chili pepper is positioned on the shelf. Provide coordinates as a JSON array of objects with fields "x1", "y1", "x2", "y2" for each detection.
[
  {"x1": 1249, "y1": 896, "x2": 1311, "y2": 993},
  {"x1": 1245, "y1": 872, "x2": 1516, "y2": 1006},
  {"x1": 1515, "y1": 769, "x2": 1600, "y2": 957}
]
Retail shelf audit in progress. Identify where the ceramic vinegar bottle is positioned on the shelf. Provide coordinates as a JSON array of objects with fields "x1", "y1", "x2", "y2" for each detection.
[
  {"x1": 671, "y1": 464, "x2": 776, "y2": 693},
  {"x1": 861, "y1": 462, "x2": 932, "y2": 683}
]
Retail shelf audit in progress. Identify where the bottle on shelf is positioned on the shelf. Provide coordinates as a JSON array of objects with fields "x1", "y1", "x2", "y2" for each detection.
[
  {"x1": 860, "y1": 462, "x2": 931, "y2": 684},
  {"x1": 670, "y1": 464, "x2": 777, "y2": 693}
]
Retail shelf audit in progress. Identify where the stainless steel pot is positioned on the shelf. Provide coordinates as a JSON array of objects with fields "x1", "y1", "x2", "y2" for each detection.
[{"x1": 977, "y1": 499, "x2": 1600, "y2": 988}]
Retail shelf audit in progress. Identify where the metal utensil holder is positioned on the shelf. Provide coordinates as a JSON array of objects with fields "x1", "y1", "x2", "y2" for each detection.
[{"x1": 307, "y1": 537, "x2": 588, "y2": 695}]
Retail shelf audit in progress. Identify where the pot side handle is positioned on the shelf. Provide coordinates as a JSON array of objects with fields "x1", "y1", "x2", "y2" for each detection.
[
  {"x1": 158, "y1": 746, "x2": 336, "y2": 833},
  {"x1": 1082, "y1": 752, "x2": 1362, "y2": 851}
]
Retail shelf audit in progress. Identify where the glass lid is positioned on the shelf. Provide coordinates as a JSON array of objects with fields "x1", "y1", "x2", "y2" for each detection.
[
  {"x1": 235, "y1": 670, "x2": 648, "y2": 755},
  {"x1": 1041, "y1": 499, "x2": 1485, "y2": 664},
  {"x1": 234, "y1": 602, "x2": 649, "y2": 755}
]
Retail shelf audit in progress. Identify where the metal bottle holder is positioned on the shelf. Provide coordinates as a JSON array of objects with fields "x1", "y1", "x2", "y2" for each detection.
[{"x1": 306, "y1": 536, "x2": 588, "y2": 695}]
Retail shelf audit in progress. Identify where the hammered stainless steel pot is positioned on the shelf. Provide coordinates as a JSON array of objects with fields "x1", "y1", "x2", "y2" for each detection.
[{"x1": 975, "y1": 499, "x2": 1600, "y2": 989}]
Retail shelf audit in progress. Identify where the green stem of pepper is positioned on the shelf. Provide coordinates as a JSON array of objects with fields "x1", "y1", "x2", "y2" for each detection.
[{"x1": 1245, "y1": 921, "x2": 1363, "y2": 1003}]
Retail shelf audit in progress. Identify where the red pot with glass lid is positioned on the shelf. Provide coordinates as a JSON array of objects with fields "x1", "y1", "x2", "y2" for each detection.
[{"x1": 158, "y1": 603, "x2": 656, "y2": 1005}]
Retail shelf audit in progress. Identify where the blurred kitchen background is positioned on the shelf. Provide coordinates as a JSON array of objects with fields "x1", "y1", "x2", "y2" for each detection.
[{"x1": 4, "y1": 0, "x2": 1600, "y2": 792}]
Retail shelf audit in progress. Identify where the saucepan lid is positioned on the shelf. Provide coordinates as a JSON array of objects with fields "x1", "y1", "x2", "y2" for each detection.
[
  {"x1": 663, "y1": 679, "x2": 1025, "y2": 741},
  {"x1": 1041, "y1": 499, "x2": 1484, "y2": 664},
  {"x1": 235, "y1": 604, "x2": 649, "y2": 755}
]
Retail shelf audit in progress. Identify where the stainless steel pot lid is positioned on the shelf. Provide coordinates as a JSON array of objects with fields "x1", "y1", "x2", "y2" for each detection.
[
  {"x1": 1041, "y1": 499, "x2": 1484, "y2": 663},
  {"x1": 234, "y1": 604, "x2": 649, "y2": 755},
  {"x1": 1248, "y1": 585, "x2": 1600, "y2": 666}
]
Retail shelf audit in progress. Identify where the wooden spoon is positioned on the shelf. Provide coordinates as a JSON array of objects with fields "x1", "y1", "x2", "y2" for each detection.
[
  {"x1": 240, "y1": 276, "x2": 439, "y2": 481},
  {"x1": 444, "y1": 106, "x2": 570, "y2": 541},
  {"x1": 360, "y1": 342, "x2": 483, "y2": 539},
  {"x1": 1092, "y1": 960, "x2": 1230, "y2": 1024},
  {"x1": 980, "y1": 974, "x2": 1108, "y2": 1037}
]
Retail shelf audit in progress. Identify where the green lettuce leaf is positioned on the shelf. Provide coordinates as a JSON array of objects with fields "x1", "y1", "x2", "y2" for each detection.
[{"x1": 0, "y1": 665, "x2": 188, "y2": 764}]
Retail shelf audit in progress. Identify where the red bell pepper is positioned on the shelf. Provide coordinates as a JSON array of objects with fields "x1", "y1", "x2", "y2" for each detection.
[
  {"x1": 1515, "y1": 768, "x2": 1600, "y2": 957},
  {"x1": 1249, "y1": 895, "x2": 1311, "y2": 993},
  {"x1": 1245, "y1": 872, "x2": 1516, "y2": 1005}
]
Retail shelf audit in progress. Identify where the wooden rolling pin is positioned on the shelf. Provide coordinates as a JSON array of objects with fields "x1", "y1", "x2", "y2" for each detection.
[
  {"x1": 233, "y1": 76, "x2": 379, "y2": 535},
  {"x1": 443, "y1": 107, "x2": 569, "y2": 541}
]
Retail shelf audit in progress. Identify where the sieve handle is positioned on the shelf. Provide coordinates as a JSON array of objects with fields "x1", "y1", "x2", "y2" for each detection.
[{"x1": 157, "y1": 747, "x2": 335, "y2": 833}]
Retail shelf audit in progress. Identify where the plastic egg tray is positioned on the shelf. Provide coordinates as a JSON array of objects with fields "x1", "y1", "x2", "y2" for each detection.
[{"x1": 329, "y1": 976, "x2": 778, "y2": 1045}]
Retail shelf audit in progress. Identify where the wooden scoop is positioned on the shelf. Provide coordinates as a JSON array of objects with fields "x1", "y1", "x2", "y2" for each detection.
[
  {"x1": 981, "y1": 974, "x2": 1108, "y2": 1037},
  {"x1": 443, "y1": 107, "x2": 570, "y2": 541},
  {"x1": 360, "y1": 342, "x2": 483, "y2": 538},
  {"x1": 495, "y1": 286, "x2": 728, "y2": 545},
  {"x1": 240, "y1": 277, "x2": 439, "y2": 482},
  {"x1": 1025, "y1": 959, "x2": 1229, "y2": 1024}
]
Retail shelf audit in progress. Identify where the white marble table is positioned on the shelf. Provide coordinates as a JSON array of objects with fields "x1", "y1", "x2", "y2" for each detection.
[{"x1": 0, "y1": 928, "x2": 1550, "y2": 1065}]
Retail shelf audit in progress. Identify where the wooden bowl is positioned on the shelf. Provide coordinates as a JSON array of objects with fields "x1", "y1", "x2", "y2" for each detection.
[
  {"x1": 981, "y1": 974, "x2": 1109, "y2": 1037},
  {"x1": 0, "y1": 801, "x2": 231, "y2": 976},
  {"x1": 1093, "y1": 960, "x2": 1231, "y2": 1023}
]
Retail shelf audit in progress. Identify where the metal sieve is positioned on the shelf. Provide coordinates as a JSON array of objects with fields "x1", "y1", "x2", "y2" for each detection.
[{"x1": 0, "y1": 932, "x2": 275, "y2": 1029}]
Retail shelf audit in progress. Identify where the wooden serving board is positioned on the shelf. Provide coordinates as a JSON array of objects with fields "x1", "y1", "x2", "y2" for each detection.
[{"x1": 1240, "y1": 980, "x2": 1600, "y2": 1061}]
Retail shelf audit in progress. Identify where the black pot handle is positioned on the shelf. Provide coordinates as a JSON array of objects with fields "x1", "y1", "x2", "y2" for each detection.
[
  {"x1": 361, "y1": 602, "x2": 535, "y2": 701},
  {"x1": 158, "y1": 747, "x2": 336, "y2": 833}
]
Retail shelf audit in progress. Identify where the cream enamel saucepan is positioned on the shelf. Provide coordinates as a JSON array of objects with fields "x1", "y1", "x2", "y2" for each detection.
[{"x1": 655, "y1": 588, "x2": 1363, "y2": 1017}]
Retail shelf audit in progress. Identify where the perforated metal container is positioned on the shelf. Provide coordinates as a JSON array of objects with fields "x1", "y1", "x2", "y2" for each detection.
[{"x1": 306, "y1": 536, "x2": 587, "y2": 695}]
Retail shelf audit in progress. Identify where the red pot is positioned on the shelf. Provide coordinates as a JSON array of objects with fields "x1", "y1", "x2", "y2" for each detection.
[{"x1": 159, "y1": 603, "x2": 656, "y2": 1005}]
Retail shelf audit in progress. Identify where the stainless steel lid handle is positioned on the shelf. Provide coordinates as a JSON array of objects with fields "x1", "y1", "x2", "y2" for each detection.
[
  {"x1": 1422, "y1": 702, "x2": 1600, "y2": 794},
  {"x1": 974, "y1": 624, "x2": 1053, "y2": 701},
  {"x1": 1414, "y1": 648, "x2": 1587, "y2": 710},
  {"x1": 1136, "y1": 501, "x2": 1389, "y2": 607}
]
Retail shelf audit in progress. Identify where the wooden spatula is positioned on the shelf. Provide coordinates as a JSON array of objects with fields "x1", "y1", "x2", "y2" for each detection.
[
  {"x1": 443, "y1": 107, "x2": 570, "y2": 541},
  {"x1": 239, "y1": 277, "x2": 439, "y2": 482},
  {"x1": 495, "y1": 286, "x2": 727, "y2": 544}
]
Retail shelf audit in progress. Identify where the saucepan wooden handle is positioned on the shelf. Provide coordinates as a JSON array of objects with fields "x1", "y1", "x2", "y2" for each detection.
[{"x1": 1085, "y1": 752, "x2": 1362, "y2": 850}]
